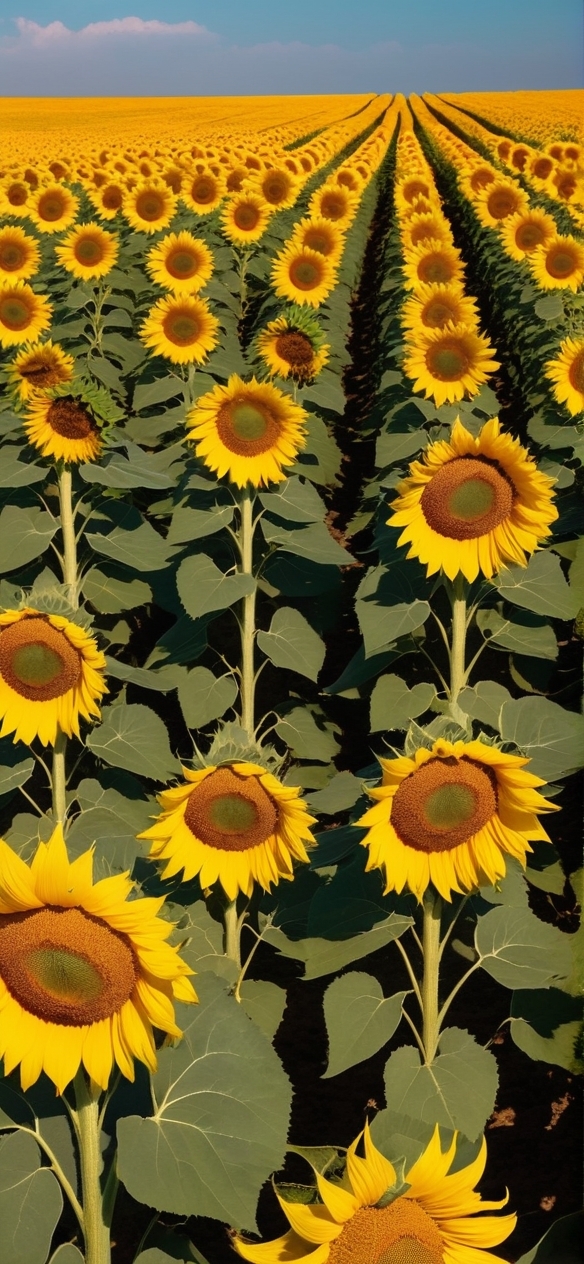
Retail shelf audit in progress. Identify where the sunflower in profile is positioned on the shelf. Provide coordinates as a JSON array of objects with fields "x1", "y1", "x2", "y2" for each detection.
[
  {"x1": 220, "y1": 191, "x2": 272, "y2": 246},
  {"x1": 140, "y1": 293, "x2": 219, "y2": 365},
  {"x1": 545, "y1": 337, "x2": 584, "y2": 416},
  {"x1": 528, "y1": 234, "x2": 584, "y2": 292},
  {"x1": 0, "y1": 282, "x2": 52, "y2": 348},
  {"x1": 291, "y1": 216, "x2": 345, "y2": 262},
  {"x1": 476, "y1": 180, "x2": 529, "y2": 228},
  {"x1": 403, "y1": 325, "x2": 499, "y2": 406},
  {"x1": 253, "y1": 166, "x2": 299, "y2": 209},
  {"x1": 256, "y1": 307, "x2": 330, "y2": 385},
  {"x1": 0, "y1": 608, "x2": 107, "y2": 746},
  {"x1": 309, "y1": 181, "x2": 358, "y2": 226},
  {"x1": 146, "y1": 230, "x2": 214, "y2": 294},
  {"x1": 6, "y1": 340, "x2": 74, "y2": 402},
  {"x1": 186, "y1": 374, "x2": 308, "y2": 487},
  {"x1": 388, "y1": 417, "x2": 558, "y2": 582},
  {"x1": 28, "y1": 183, "x2": 79, "y2": 234},
  {"x1": 182, "y1": 168, "x2": 225, "y2": 215},
  {"x1": 55, "y1": 222, "x2": 118, "y2": 281},
  {"x1": 235, "y1": 1120, "x2": 516, "y2": 1264},
  {"x1": 499, "y1": 208, "x2": 557, "y2": 262},
  {"x1": 0, "y1": 225, "x2": 40, "y2": 284},
  {"x1": 139, "y1": 762, "x2": 315, "y2": 900},
  {"x1": 402, "y1": 240, "x2": 465, "y2": 290},
  {"x1": 272, "y1": 244, "x2": 337, "y2": 307},
  {"x1": 123, "y1": 180, "x2": 177, "y2": 234},
  {"x1": 401, "y1": 283, "x2": 478, "y2": 334},
  {"x1": 88, "y1": 181, "x2": 125, "y2": 220},
  {"x1": 358, "y1": 738, "x2": 558, "y2": 902},
  {"x1": 401, "y1": 211, "x2": 453, "y2": 251},
  {"x1": 0, "y1": 826, "x2": 197, "y2": 1093}
]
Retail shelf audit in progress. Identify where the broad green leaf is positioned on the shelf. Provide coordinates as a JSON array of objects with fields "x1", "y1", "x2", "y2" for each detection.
[
  {"x1": 371, "y1": 1109, "x2": 441, "y2": 1171},
  {"x1": 135, "y1": 1229, "x2": 209, "y2": 1264},
  {"x1": 381, "y1": 1027, "x2": 498, "y2": 1141},
  {"x1": 0, "y1": 759, "x2": 33, "y2": 794},
  {"x1": 264, "y1": 913, "x2": 414, "y2": 980},
  {"x1": 177, "y1": 902, "x2": 238, "y2": 982},
  {"x1": 134, "y1": 376, "x2": 182, "y2": 410},
  {"x1": 475, "y1": 905, "x2": 571, "y2": 989},
  {"x1": 500, "y1": 696, "x2": 584, "y2": 779},
  {"x1": 176, "y1": 554, "x2": 254, "y2": 620},
  {"x1": 493, "y1": 551, "x2": 578, "y2": 620},
  {"x1": 534, "y1": 292, "x2": 564, "y2": 322},
  {"x1": 0, "y1": 1131, "x2": 63, "y2": 1264},
  {"x1": 357, "y1": 598, "x2": 430, "y2": 657},
  {"x1": 275, "y1": 708, "x2": 339, "y2": 762},
  {"x1": 116, "y1": 974, "x2": 292, "y2": 1229},
  {"x1": 87, "y1": 703, "x2": 180, "y2": 781},
  {"x1": 302, "y1": 370, "x2": 345, "y2": 413},
  {"x1": 261, "y1": 520, "x2": 352, "y2": 566},
  {"x1": 294, "y1": 414, "x2": 342, "y2": 486},
  {"x1": 370, "y1": 675, "x2": 435, "y2": 732},
  {"x1": 515, "y1": 1210, "x2": 583, "y2": 1264},
  {"x1": 477, "y1": 608, "x2": 557, "y2": 659},
  {"x1": 568, "y1": 538, "x2": 584, "y2": 606},
  {"x1": 105, "y1": 657, "x2": 183, "y2": 693},
  {"x1": 257, "y1": 608, "x2": 325, "y2": 682},
  {"x1": 49, "y1": 1247, "x2": 85, "y2": 1263},
  {"x1": 66, "y1": 778, "x2": 154, "y2": 874},
  {"x1": 307, "y1": 771, "x2": 362, "y2": 814},
  {"x1": 177, "y1": 666, "x2": 238, "y2": 728},
  {"x1": 511, "y1": 1018, "x2": 582, "y2": 1072},
  {"x1": 0, "y1": 505, "x2": 57, "y2": 573},
  {"x1": 259, "y1": 477, "x2": 325, "y2": 523},
  {"x1": 376, "y1": 429, "x2": 427, "y2": 467},
  {"x1": 167, "y1": 505, "x2": 233, "y2": 544},
  {"x1": 323, "y1": 974, "x2": 407, "y2": 1077},
  {"x1": 81, "y1": 451, "x2": 175, "y2": 490},
  {"x1": 239, "y1": 980, "x2": 287, "y2": 1041},
  {"x1": 457, "y1": 681, "x2": 512, "y2": 730},
  {"x1": 82, "y1": 568, "x2": 152, "y2": 614},
  {"x1": 0, "y1": 450, "x2": 46, "y2": 488},
  {"x1": 87, "y1": 521, "x2": 179, "y2": 572}
]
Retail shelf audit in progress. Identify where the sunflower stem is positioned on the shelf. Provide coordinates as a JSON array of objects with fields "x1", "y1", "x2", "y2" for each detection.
[
  {"x1": 421, "y1": 889, "x2": 442, "y2": 1064},
  {"x1": 74, "y1": 1069, "x2": 111, "y2": 1264},
  {"x1": 239, "y1": 488, "x2": 257, "y2": 742},
  {"x1": 59, "y1": 466, "x2": 78, "y2": 608},
  {"x1": 447, "y1": 574, "x2": 468, "y2": 722},
  {"x1": 52, "y1": 727, "x2": 67, "y2": 824},
  {"x1": 223, "y1": 899, "x2": 241, "y2": 968}
]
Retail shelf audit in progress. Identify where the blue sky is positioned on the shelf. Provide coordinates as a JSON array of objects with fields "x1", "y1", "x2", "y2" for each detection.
[{"x1": 0, "y1": 0, "x2": 581, "y2": 94}]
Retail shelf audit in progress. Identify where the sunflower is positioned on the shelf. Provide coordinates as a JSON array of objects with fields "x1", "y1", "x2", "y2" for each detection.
[
  {"x1": 88, "y1": 182, "x2": 125, "y2": 220},
  {"x1": 6, "y1": 340, "x2": 74, "y2": 402},
  {"x1": 54, "y1": 222, "x2": 118, "y2": 281},
  {"x1": 0, "y1": 225, "x2": 40, "y2": 284},
  {"x1": 1, "y1": 177, "x2": 33, "y2": 216},
  {"x1": 335, "y1": 164, "x2": 365, "y2": 192},
  {"x1": 403, "y1": 325, "x2": 499, "y2": 407},
  {"x1": 358, "y1": 737, "x2": 558, "y2": 902},
  {"x1": 388, "y1": 417, "x2": 558, "y2": 582},
  {"x1": 0, "y1": 609, "x2": 107, "y2": 746},
  {"x1": 235, "y1": 1120, "x2": 516, "y2": 1264},
  {"x1": 401, "y1": 212, "x2": 453, "y2": 251},
  {"x1": 0, "y1": 282, "x2": 52, "y2": 348},
  {"x1": 256, "y1": 308, "x2": 330, "y2": 385},
  {"x1": 395, "y1": 176, "x2": 433, "y2": 206},
  {"x1": 145, "y1": 230, "x2": 214, "y2": 294},
  {"x1": 123, "y1": 180, "x2": 177, "y2": 234},
  {"x1": 220, "y1": 192, "x2": 272, "y2": 246},
  {"x1": 476, "y1": 180, "x2": 529, "y2": 228},
  {"x1": 401, "y1": 284, "x2": 478, "y2": 334},
  {"x1": 253, "y1": 167, "x2": 299, "y2": 209},
  {"x1": 402, "y1": 240, "x2": 465, "y2": 291},
  {"x1": 528, "y1": 234, "x2": 584, "y2": 292},
  {"x1": 545, "y1": 337, "x2": 584, "y2": 416},
  {"x1": 272, "y1": 244, "x2": 337, "y2": 308},
  {"x1": 139, "y1": 762, "x2": 315, "y2": 900},
  {"x1": 140, "y1": 293, "x2": 219, "y2": 366},
  {"x1": 23, "y1": 389, "x2": 106, "y2": 464},
  {"x1": 309, "y1": 182, "x2": 358, "y2": 227},
  {"x1": 462, "y1": 164, "x2": 497, "y2": 194},
  {"x1": 0, "y1": 825, "x2": 196, "y2": 1093},
  {"x1": 28, "y1": 183, "x2": 79, "y2": 235},
  {"x1": 185, "y1": 374, "x2": 308, "y2": 487},
  {"x1": 291, "y1": 216, "x2": 345, "y2": 261},
  {"x1": 182, "y1": 168, "x2": 225, "y2": 215},
  {"x1": 499, "y1": 208, "x2": 557, "y2": 261},
  {"x1": 529, "y1": 154, "x2": 555, "y2": 182}
]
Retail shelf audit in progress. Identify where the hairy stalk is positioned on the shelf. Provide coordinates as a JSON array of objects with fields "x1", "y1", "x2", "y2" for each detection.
[
  {"x1": 239, "y1": 488, "x2": 257, "y2": 742},
  {"x1": 421, "y1": 889, "x2": 442, "y2": 1064},
  {"x1": 447, "y1": 573, "x2": 468, "y2": 722},
  {"x1": 73, "y1": 1070, "x2": 111, "y2": 1264},
  {"x1": 52, "y1": 727, "x2": 67, "y2": 825},
  {"x1": 59, "y1": 466, "x2": 78, "y2": 608},
  {"x1": 223, "y1": 899, "x2": 242, "y2": 969}
]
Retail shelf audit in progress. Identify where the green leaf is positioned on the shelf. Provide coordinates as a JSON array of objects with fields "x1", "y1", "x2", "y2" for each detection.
[
  {"x1": 515, "y1": 1210, "x2": 583, "y2": 1264},
  {"x1": 239, "y1": 980, "x2": 287, "y2": 1041},
  {"x1": 105, "y1": 657, "x2": 182, "y2": 693},
  {"x1": 87, "y1": 521, "x2": 179, "y2": 572},
  {"x1": 0, "y1": 449, "x2": 46, "y2": 488},
  {"x1": 302, "y1": 370, "x2": 345, "y2": 413},
  {"x1": 176, "y1": 554, "x2": 254, "y2": 620},
  {"x1": 87, "y1": 703, "x2": 180, "y2": 781},
  {"x1": 134, "y1": 376, "x2": 182, "y2": 410},
  {"x1": 0, "y1": 1131, "x2": 63, "y2": 1264},
  {"x1": 376, "y1": 429, "x2": 427, "y2": 467},
  {"x1": 261, "y1": 520, "x2": 353, "y2": 566},
  {"x1": 257, "y1": 608, "x2": 325, "y2": 682},
  {"x1": 493, "y1": 551, "x2": 579, "y2": 620},
  {"x1": 370, "y1": 675, "x2": 435, "y2": 732},
  {"x1": 323, "y1": 974, "x2": 407, "y2": 1077},
  {"x1": 569, "y1": 538, "x2": 584, "y2": 606},
  {"x1": 500, "y1": 696, "x2": 584, "y2": 779},
  {"x1": 477, "y1": 608, "x2": 557, "y2": 659},
  {"x1": 177, "y1": 903, "x2": 238, "y2": 982},
  {"x1": 264, "y1": 912, "x2": 414, "y2": 980},
  {"x1": 0, "y1": 759, "x2": 33, "y2": 794},
  {"x1": 49, "y1": 1247, "x2": 85, "y2": 1264},
  {"x1": 475, "y1": 905, "x2": 571, "y2": 989},
  {"x1": 167, "y1": 505, "x2": 234, "y2": 544},
  {"x1": 66, "y1": 778, "x2": 154, "y2": 874},
  {"x1": 306, "y1": 771, "x2": 362, "y2": 814},
  {"x1": 381, "y1": 1027, "x2": 498, "y2": 1141},
  {"x1": 534, "y1": 292, "x2": 564, "y2": 322},
  {"x1": 511, "y1": 1017, "x2": 582, "y2": 1072},
  {"x1": 294, "y1": 414, "x2": 342, "y2": 486},
  {"x1": 177, "y1": 667, "x2": 238, "y2": 728},
  {"x1": 259, "y1": 477, "x2": 324, "y2": 523},
  {"x1": 0, "y1": 505, "x2": 57, "y2": 574},
  {"x1": 275, "y1": 708, "x2": 339, "y2": 762},
  {"x1": 357, "y1": 598, "x2": 430, "y2": 657},
  {"x1": 81, "y1": 451, "x2": 175, "y2": 490},
  {"x1": 116, "y1": 974, "x2": 292, "y2": 1229},
  {"x1": 457, "y1": 681, "x2": 512, "y2": 730},
  {"x1": 82, "y1": 568, "x2": 152, "y2": 614}
]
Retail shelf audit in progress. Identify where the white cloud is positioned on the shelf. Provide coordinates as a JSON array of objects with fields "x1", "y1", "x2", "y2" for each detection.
[{"x1": 12, "y1": 16, "x2": 210, "y2": 42}]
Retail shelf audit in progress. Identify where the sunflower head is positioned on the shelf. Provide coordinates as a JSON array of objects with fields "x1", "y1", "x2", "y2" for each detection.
[
  {"x1": 401, "y1": 212, "x2": 452, "y2": 250},
  {"x1": 545, "y1": 336, "x2": 584, "y2": 417},
  {"x1": 55, "y1": 221, "x2": 119, "y2": 281},
  {"x1": 220, "y1": 191, "x2": 272, "y2": 245},
  {"x1": 0, "y1": 282, "x2": 52, "y2": 348},
  {"x1": 5, "y1": 340, "x2": 74, "y2": 403},
  {"x1": 253, "y1": 166, "x2": 299, "y2": 208},
  {"x1": 0, "y1": 225, "x2": 40, "y2": 284},
  {"x1": 89, "y1": 181, "x2": 125, "y2": 220},
  {"x1": 22, "y1": 378, "x2": 123, "y2": 466},
  {"x1": 29, "y1": 182, "x2": 80, "y2": 234},
  {"x1": 528, "y1": 234, "x2": 584, "y2": 292},
  {"x1": 123, "y1": 180, "x2": 177, "y2": 234},
  {"x1": 500, "y1": 208, "x2": 557, "y2": 261},
  {"x1": 145, "y1": 230, "x2": 214, "y2": 294},
  {"x1": 309, "y1": 181, "x2": 358, "y2": 226},
  {"x1": 140, "y1": 293, "x2": 219, "y2": 365},
  {"x1": 476, "y1": 180, "x2": 528, "y2": 227},
  {"x1": 401, "y1": 284, "x2": 478, "y2": 335},
  {"x1": 255, "y1": 306, "x2": 330, "y2": 384},
  {"x1": 402, "y1": 240, "x2": 464, "y2": 291},
  {"x1": 272, "y1": 243, "x2": 337, "y2": 308},
  {"x1": 185, "y1": 373, "x2": 308, "y2": 487},
  {"x1": 182, "y1": 167, "x2": 226, "y2": 214},
  {"x1": 402, "y1": 324, "x2": 499, "y2": 407},
  {"x1": 292, "y1": 215, "x2": 345, "y2": 261}
]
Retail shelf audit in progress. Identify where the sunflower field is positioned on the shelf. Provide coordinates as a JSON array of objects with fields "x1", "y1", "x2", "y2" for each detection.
[{"x1": 0, "y1": 89, "x2": 582, "y2": 1264}]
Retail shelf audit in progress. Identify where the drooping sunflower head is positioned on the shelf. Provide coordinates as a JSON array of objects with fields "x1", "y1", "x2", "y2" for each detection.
[
  {"x1": 139, "y1": 761, "x2": 315, "y2": 900},
  {"x1": 309, "y1": 181, "x2": 359, "y2": 226},
  {"x1": 387, "y1": 417, "x2": 558, "y2": 582},
  {"x1": 0, "y1": 225, "x2": 40, "y2": 284},
  {"x1": 123, "y1": 180, "x2": 177, "y2": 234},
  {"x1": 545, "y1": 336, "x2": 584, "y2": 417},
  {"x1": 28, "y1": 182, "x2": 79, "y2": 234},
  {"x1": 499, "y1": 208, "x2": 557, "y2": 261},
  {"x1": 402, "y1": 324, "x2": 499, "y2": 407},
  {"x1": 0, "y1": 825, "x2": 197, "y2": 1093},
  {"x1": 182, "y1": 167, "x2": 226, "y2": 215},
  {"x1": 272, "y1": 243, "x2": 337, "y2": 308},
  {"x1": 0, "y1": 282, "x2": 52, "y2": 348},
  {"x1": 185, "y1": 374, "x2": 308, "y2": 487},
  {"x1": 528, "y1": 234, "x2": 584, "y2": 292},
  {"x1": 220, "y1": 191, "x2": 272, "y2": 245},
  {"x1": 54, "y1": 221, "x2": 119, "y2": 280},
  {"x1": 0, "y1": 608, "x2": 107, "y2": 746},
  {"x1": 6, "y1": 340, "x2": 75, "y2": 402},
  {"x1": 140, "y1": 292, "x2": 219, "y2": 366},
  {"x1": 145, "y1": 230, "x2": 214, "y2": 294},
  {"x1": 255, "y1": 306, "x2": 330, "y2": 385},
  {"x1": 476, "y1": 180, "x2": 529, "y2": 228},
  {"x1": 22, "y1": 378, "x2": 122, "y2": 465},
  {"x1": 401, "y1": 284, "x2": 478, "y2": 335},
  {"x1": 235, "y1": 1119, "x2": 516, "y2": 1264},
  {"x1": 402, "y1": 240, "x2": 465, "y2": 291},
  {"x1": 291, "y1": 215, "x2": 345, "y2": 261}
]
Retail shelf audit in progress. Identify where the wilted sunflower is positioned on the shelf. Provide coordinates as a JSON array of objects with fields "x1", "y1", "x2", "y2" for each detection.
[
  {"x1": 403, "y1": 325, "x2": 500, "y2": 406},
  {"x1": 0, "y1": 225, "x2": 40, "y2": 284},
  {"x1": 401, "y1": 284, "x2": 478, "y2": 335},
  {"x1": 235, "y1": 1120, "x2": 516, "y2": 1264},
  {"x1": 291, "y1": 215, "x2": 345, "y2": 262},
  {"x1": 309, "y1": 181, "x2": 358, "y2": 226},
  {"x1": 0, "y1": 282, "x2": 52, "y2": 348},
  {"x1": 140, "y1": 762, "x2": 315, "y2": 900},
  {"x1": 0, "y1": 825, "x2": 197, "y2": 1093},
  {"x1": 88, "y1": 181, "x2": 125, "y2": 220},
  {"x1": 545, "y1": 337, "x2": 584, "y2": 416},
  {"x1": 146, "y1": 230, "x2": 214, "y2": 294},
  {"x1": 140, "y1": 293, "x2": 219, "y2": 365},
  {"x1": 55, "y1": 222, "x2": 118, "y2": 281},
  {"x1": 402, "y1": 240, "x2": 465, "y2": 290},
  {"x1": 123, "y1": 180, "x2": 177, "y2": 234},
  {"x1": 22, "y1": 383, "x2": 109, "y2": 463},
  {"x1": 220, "y1": 191, "x2": 272, "y2": 245},
  {"x1": 528, "y1": 234, "x2": 584, "y2": 292},
  {"x1": 7, "y1": 340, "x2": 74, "y2": 402},
  {"x1": 499, "y1": 208, "x2": 557, "y2": 261},
  {"x1": 388, "y1": 417, "x2": 558, "y2": 582},
  {"x1": 0, "y1": 609, "x2": 107, "y2": 746},
  {"x1": 185, "y1": 374, "x2": 308, "y2": 487},
  {"x1": 28, "y1": 183, "x2": 79, "y2": 234},
  {"x1": 358, "y1": 738, "x2": 558, "y2": 902},
  {"x1": 256, "y1": 307, "x2": 329, "y2": 385},
  {"x1": 272, "y1": 244, "x2": 337, "y2": 307},
  {"x1": 401, "y1": 211, "x2": 453, "y2": 250},
  {"x1": 182, "y1": 168, "x2": 225, "y2": 214},
  {"x1": 476, "y1": 180, "x2": 529, "y2": 228}
]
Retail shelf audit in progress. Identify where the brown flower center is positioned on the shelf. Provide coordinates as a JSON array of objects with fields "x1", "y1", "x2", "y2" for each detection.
[
  {"x1": 7, "y1": 182, "x2": 28, "y2": 206},
  {"x1": 289, "y1": 255, "x2": 325, "y2": 291},
  {"x1": 135, "y1": 190, "x2": 166, "y2": 222},
  {"x1": 546, "y1": 246, "x2": 578, "y2": 279},
  {"x1": 410, "y1": 220, "x2": 441, "y2": 247},
  {"x1": 511, "y1": 147, "x2": 529, "y2": 171},
  {"x1": 486, "y1": 188, "x2": 518, "y2": 220},
  {"x1": 515, "y1": 221, "x2": 547, "y2": 252},
  {"x1": 470, "y1": 168, "x2": 495, "y2": 191},
  {"x1": 0, "y1": 906, "x2": 136, "y2": 1026},
  {"x1": 328, "y1": 1199, "x2": 444, "y2": 1264},
  {"x1": 425, "y1": 339, "x2": 470, "y2": 381},
  {"x1": 0, "y1": 293, "x2": 34, "y2": 331},
  {"x1": 303, "y1": 227, "x2": 335, "y2": 255},
  {"x1": 189, "y1": 176, "x2": 217, "y2": 205},
  {"x1": 263, "y1": 173, "x2": 292, "y2": 204},
  {"x1": 417, "y1": 252, "x2": 456, "y2": 285},
  {"x1": 0, "y1": 616, "x2": 82, "y2": 701},
  {"x1": 47, "y1": 398, "x2": 97, "y2": 440},
  {"x1": 421, "y1": 298, "x2": 460, "y2": 328},
  {"x1": 37, "y1": 191, "x2": 68, "y2": 222},
  {"x1": 420, "y1": 455, "x2": 514, "y2": 540},
  {"x1": 226, "y1": 169, "x2": 245, "y2": 192},
  {"x1": 555, "y1": 174, "x2": 577, "y2": 199},
  {"x1": 162, "y1": 306, "x2": 201, "y2": 346},
  {"x1": 568, "y1": 349, "x2": 584, "y2": 394},
  {"x1": 233, "y1": 202, "x2": 261, "y2": 231},
  {"x1": 102, "y1": 185, "x2": 123, "y2": 210},
  {"x1": 532, "y1": 157, "x2": 553, "y2": 179},
  {"x1": 166, "y1": 248, "x2": 201, "y2": 279},
  {"x1": 0, "y1": 241, "x2": 27, "y2": 271},
  {"x1": 391, "y1": 756, "x2": 497, "y2": 853},
  {"x1": 19, "y1": 355, "x2": 63, "y2": 386},
  {"x1": 216, "y1": 396, "x2": 280, "y2": 455},
  {"x1": 184, "y1": 766, "x2": 278, "y2": 851},
  {"x1": 319, "y1": 191, "x2": 348, "y2": 220},
  {"x1": 275, "y1": 331, "x2": 314, "y2": 368},
  {"x1": 74, "y1": 235, "x2": 106, "y2": 266},
  {"x1": 403, "y1": 179, "x2": 430, "y2": 204}
]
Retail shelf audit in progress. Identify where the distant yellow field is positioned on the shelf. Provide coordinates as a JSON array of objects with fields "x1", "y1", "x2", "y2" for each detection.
[{"x1": 440, "y1": 89, "x2": 584, "y2": 145}]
